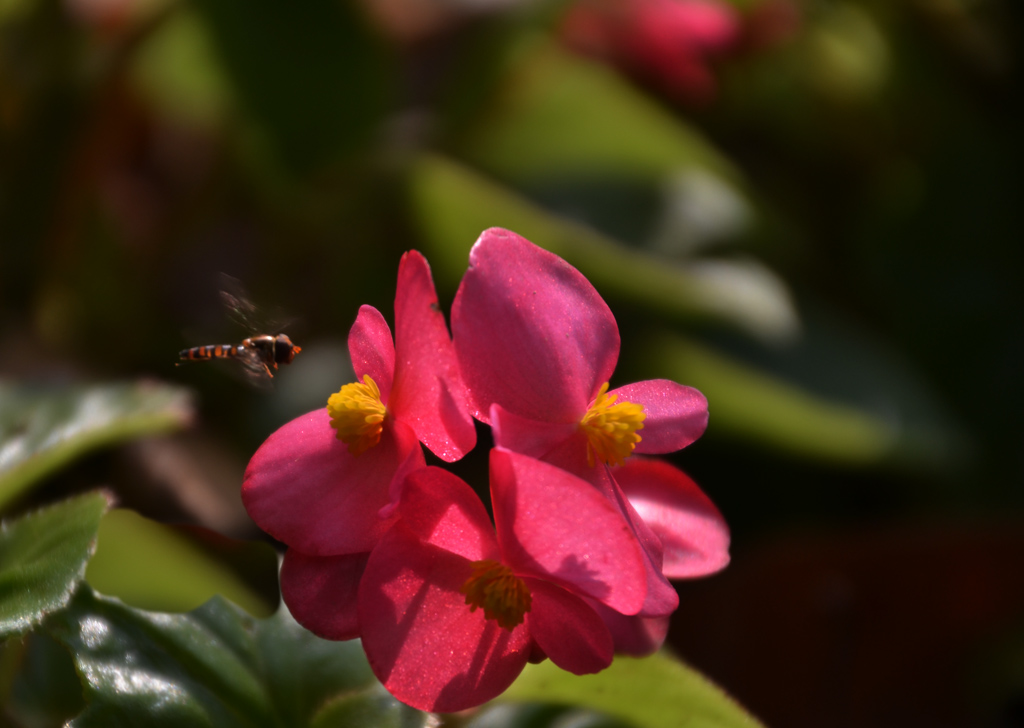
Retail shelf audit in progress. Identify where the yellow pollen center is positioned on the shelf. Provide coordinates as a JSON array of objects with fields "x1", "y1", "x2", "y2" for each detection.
[
  {"x1": 459, "y1": 560, "x2": 532, "y2": 631},
  {"x1": 579, "y1": 382, "x2": 645, "y2": 467},
  {"x1": 327, "y1": 375, "x2": 387, "y2": 456}
]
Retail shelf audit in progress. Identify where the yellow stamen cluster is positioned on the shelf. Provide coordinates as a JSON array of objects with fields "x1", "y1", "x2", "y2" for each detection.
[
  {"x1": 459, "y1": 560, "x2": 532, "y2": 631},
  {"x1": 579, "y1": 382, "x2": 645, "y2": 467},
  {"x1": 327, "y1": 375, "x2": 387, "y2": 456}
]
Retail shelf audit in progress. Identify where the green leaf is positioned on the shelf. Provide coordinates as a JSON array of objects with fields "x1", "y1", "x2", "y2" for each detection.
[
  {"x1": 189, "y1": 0, "x2": 391, "y2": 175},
  {"x1": 0, "y1": 492, "x2": 110, "y2": 639},
  {"x1": 85, "y1": 509, "x2": 277, "y2": 617},
  {"x1": 408, "y1": 154, "x2": 798, "y2": 341},
  {"x1": 0, "y1": 381, "x2": 194, "y2": 511},
  {"x1": 458, "y1": 40, "x2": 737, "y2": 183},
  {"x1": 636, "y1": 333, "x2": 896, "y2": 464},
  {"x1": 2, "y1": 630, "x2": 85, "y2": 727},
  {"x1": 309, "y1": 688, "x2": 426, "y2": 728},
  {"x1": 131, "y1": 5, "x2": 234, "y2": 127},
  {"x1": 45, "y1": 587, "x2": 433, "y2": 728},
  {"x1": 632, "y1": 323, "x2": 970, "y2": 468},
  {"x1": 500, "y1": 652, "x2": 764, "y2": 728},
  {"x1": 468, "y1": 703, "x2": 634, "y2": 728}
]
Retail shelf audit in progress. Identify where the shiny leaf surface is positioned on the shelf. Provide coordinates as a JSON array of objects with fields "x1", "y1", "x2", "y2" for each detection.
[{"x1": 45, "y1": 587, "x2": 432, "y2": 728}]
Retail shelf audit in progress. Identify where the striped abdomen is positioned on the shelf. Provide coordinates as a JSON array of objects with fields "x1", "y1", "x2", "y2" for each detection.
[{"x1": 178, "y1": 343, "x2": 242, "y2": 361}]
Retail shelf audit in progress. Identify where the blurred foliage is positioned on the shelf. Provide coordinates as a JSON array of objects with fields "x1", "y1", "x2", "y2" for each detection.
[
  {"x1": 502, "y1": 651, "x2": 765, "y2": 728},
  {"x1": 1, "y1": 0, "x2": 1022, "y2": 724},
  {"x1": 85, "y1": 507, "x2": 277, "y2": 616},
  {"x1": 0, "y1": 381, "x2": 192, "y2": 509}
]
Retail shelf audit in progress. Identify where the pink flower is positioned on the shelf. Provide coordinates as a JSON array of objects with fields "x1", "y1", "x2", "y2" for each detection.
[
  {"x1": 357, "y1": 449, "x2": 650, "y2": 712},
  {"x1": 242, "y1": 251, "x2": 477, "y2": 637},
  {"x1": 562, "y1": 0, "x2": 740, "y2": 105},
  {"x1": 451, "y1": 228, "x2": 716, "y2": 618},
  {"x1": 452, "y1": 229, "x2": 708, "y2": 466}
]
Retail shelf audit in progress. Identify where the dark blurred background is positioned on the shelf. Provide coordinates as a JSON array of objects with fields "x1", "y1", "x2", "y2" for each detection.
[{"x1": 1, "y1": 0, "x2": 1022, "y2": 726}]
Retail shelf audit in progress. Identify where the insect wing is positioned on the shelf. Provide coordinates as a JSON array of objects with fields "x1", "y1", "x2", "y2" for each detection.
[
  {"x1": 218, "y1": 274, "x2": 297, "y2": 338},
  {"x1": 233, "y1": 344, "x2": 275, "y2": 389},
  {"x1": 219, "y1": 274, "x2": 264, "y2": 334}
]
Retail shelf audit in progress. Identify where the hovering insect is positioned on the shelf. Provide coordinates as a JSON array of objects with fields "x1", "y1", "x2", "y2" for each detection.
[{"x1": 177, "y1": 276, "x2": 302, "y2": 382}]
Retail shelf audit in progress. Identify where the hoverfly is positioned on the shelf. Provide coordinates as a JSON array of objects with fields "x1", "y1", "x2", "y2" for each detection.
[{"x1": 177, "y1": 276, "x2": 301, "y2": 383}]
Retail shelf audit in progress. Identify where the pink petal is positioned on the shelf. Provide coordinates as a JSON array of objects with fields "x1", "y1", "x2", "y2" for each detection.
[
  {"x1": 490, "y1": 403, "x2": 579, "y2": 460},
  {"x1": 389, "y1": 250, "x2": 477, "y2": 462},
  {"x1": 602, "y1": 467, "x2": 680, "y2": 616},
  {"x1": 661, "y1": 0, "x2": 739, "y2": 52},
  {"x1": 525, "y1": 578, "x2": 613, "y2": 674},
  {"x1": 489, "y1": 448, "x2": 647, "y2": 615},
  {"x1": 348, "y1": 305, "x2": 395, "y2": 403},
  {"x1": 359, "y1": 525, "x2": 532, "y2": 713},
  {"x1": 380, "y1": 432, "x2": 432, "y2": 519},
  {"x1": 396, "y1": 466, "x2": 501, "y2": 561},
  {"x1": 614, "y1": 458, "x2": 730, "y2": 579},
  {"x1": 242, "y1": 409, "x2": 423, "y2": 555},
  {"x1": 587, "y1": 599, "x2": 669, "y2": 657},
  {"x1": 610, "y1": 380, "x2": 708, "y2": 454},
  {"x1": 452, "y1": 228, "x2": 620, "y2": 424},
  {"x1": 540, "y1": 437, "x2": 680, "y2": 617},
  {"x1": 280, "y1": 549, "x2": 366, "y2": 641}
]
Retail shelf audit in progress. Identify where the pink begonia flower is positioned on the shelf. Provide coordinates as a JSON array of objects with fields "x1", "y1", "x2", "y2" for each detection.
[
  {"x1": 562, "y1": 0, "x2": 740, "y2": 105},
  {"x1": 451, "y1": 228, "x2": 713, "y2": 616},
  {"x1": 242, "y1": 251, "x2": 476, "y2": 637},
  {"x1": 358, "y1": 449, "x2": 649, "y2": 712},
  {"x1": 451, "y1": 229, "x2": 708, "y2": 462}
]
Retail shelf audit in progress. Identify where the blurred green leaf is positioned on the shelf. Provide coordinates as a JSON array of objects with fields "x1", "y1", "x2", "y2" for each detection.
[
  {"x1": 458, "y1": 40, "x2": 738, "y2": 183},
  {"x1": 0, "y1": 492, "x2": 110, "y2": 639},
  {"x1": 633, "y1": 324, "x2": 969, "y2": 469},
  {"x1": 803, "y1": 2, "x2": 889, "y2": 105},
  {"x1": 46, "y1": 587, "x2": 431, "y2": 727},
  {"x1": 309, "y1": 688, "x2": 427, "y2": 728},
  {"x1": 409, "y1": 154, "x2": 798, "y2": 341},
  {"x1": 2, "y1": 630, "x2": 85, "y2": 727},
  {"x1": 131, "y1": 5, "x2": 233, "y2": 126},
  {"x1": 85, "y1": 509, "x2": 276, "y2": 617},
  {"x1": 189, "y1": 0, "x2": 391, "y2": 175},
  {"x1": 638, "y1": 333, "x2": 895, "y2": 464},
  {"x1": 501, "y1": 651, "x2": 764, "y2": 728},
  {"x1": 469, "y1": 703, "x2": 634, "y2": 728},
  {"x1": 0, "y1": 382, "x2": 193, "y2": 511}
]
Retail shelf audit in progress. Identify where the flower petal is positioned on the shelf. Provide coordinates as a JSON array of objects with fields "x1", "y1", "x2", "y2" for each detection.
[
  {"x1": 452, "y1": 228, "x2": 620, "y2": 424},
  {"x1": 525, "y1": 578, "x2": 614, "y2": 674},
  {"x1": 602, "y1": 467, "x2": 680, "y2": 616},
  {"x1": 242, "y1": 409, "x2": 423, "y2": 555},
  {"x1": 348, "y1": 305, "x2": 395, "y2": 403},
  {"x1": 359, "y1": 525, "x2": 531, "y2": 713},
  {"x1": 389, "y1": 250, "x2": 477, "y2": 462},
  {"x1": 586, "y1": 599, "x2": 670, "y2": 657},
  {"x1": 397, "y1": 466, "x2": 500, "y2": 561},
  {"x1": 614, "y1": 457, "x2": 730, "y2": 579},
  {"x1": 490, "y1": 403, "x2": 579, "y2": 460},
  {"x1": 489, "y1": 448, "x2": 647, "y2": 615},
  {"x1": 610, "y1": 380, "x2": 708, "y2": 454},
  {"x1": 280, "y1": 549, "x2": 366, "y2": 641},
  {"x1": 540, "y1": 436, "x2": 680, "y2": 616}
]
